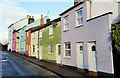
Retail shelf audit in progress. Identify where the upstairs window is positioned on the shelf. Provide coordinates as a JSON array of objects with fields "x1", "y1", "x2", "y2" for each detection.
[
  {"x1": 49, "y1": 26, "x2": 53, "y2": 36},
  {"x1": 48, "y1": 45, "x2": 54, "y2": 54},
  {"x1": 39, "y1": 31, "x2": 42, "y2": 38},
  {"x1": 64, "y1": 15, "x2": 69, "y2": 31},
  {"x1": 76, "y1": 8, "x2": 83, "y2": 26}
]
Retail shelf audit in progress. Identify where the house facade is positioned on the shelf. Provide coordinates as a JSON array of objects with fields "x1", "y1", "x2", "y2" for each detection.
[
  {"x1": 31, "y1": 30, "x2": 39, "y2": 58},
  {"x1": 26, "y1": 15, "x2": 45, "y2": 57},
  {"x1": 8, "y1": 15, "x2": 31, "y2": 51},
  {"x1": 16, "y1": 30, "x2": 20, "y2": 54},
  {"x1": 38, "y1": 17, "x2": 61, "y2": 63},
  {"x1": 19, "y1": 17, "x2": 43, "y2": 54},
  {"x1": 26, "y1": 29, "x2": 31, "y2": 56},
  {"x1": 60, "y1": 1, "x2": 115, "y2": 76},
  {"x1": 12, "y1": 31, "x2": 16, "y2": 52}
]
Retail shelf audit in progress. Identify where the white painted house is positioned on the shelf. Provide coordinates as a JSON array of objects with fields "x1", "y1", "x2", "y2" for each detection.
[
  {"x1": 60, "y1": 0, "x2": 119, "y2": 77},
  {"x1": 8, "y1": 15, "x2": 31, "y2": 51}
]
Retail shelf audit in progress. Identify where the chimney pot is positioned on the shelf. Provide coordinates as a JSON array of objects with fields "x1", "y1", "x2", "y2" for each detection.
[
  {"x1": 32, "y1": 16, "x2": 34, "y2": 19},
  {"x1": 27, "y1": 15, "x2": 29, "y2": 18}
]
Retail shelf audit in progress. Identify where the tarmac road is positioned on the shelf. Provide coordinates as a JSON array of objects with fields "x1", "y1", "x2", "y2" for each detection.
[{"x1": 0, "y1": 51, "x2": 60, "y2": 78}]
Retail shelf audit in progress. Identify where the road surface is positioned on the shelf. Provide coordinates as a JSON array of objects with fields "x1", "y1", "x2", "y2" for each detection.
[{"x1": 0, "y1": 51, "x2": 60, "y2": 78}]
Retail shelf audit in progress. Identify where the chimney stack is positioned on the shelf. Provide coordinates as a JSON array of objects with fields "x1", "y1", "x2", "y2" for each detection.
[
  {"x1": 40, "y1": 15, "x2": 44, "y2": 25},
  {"x1": 46, "y1": 18, "x2": 50, "y2": 24},
  {"x1": 28, "y1": 15, "x2": 35, "y2": 24},
  {"x1": 74, "y1": 0, "x2": 83, "y2": 5}
]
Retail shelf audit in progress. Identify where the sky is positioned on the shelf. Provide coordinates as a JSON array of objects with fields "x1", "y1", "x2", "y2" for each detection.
[
  {"x1": 0, "y1": 0, "x2": 118, "y2": 45},
  {"x1": 0, "y1": 0, "x2": 74, "y2": 44}
]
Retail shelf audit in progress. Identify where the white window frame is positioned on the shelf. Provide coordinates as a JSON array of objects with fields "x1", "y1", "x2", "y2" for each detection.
[
  {"x1": 39, "y1": 30, "x2": 42, "y2": 38},
  {"x1": 48, "y1": 45, "x2": 54, "y2": 54},
  {"x1": 76, "y1": 8, "x2": 83, "y2": 27},
  {"x1": 49, "y1": 26, "x2": 53, "y2": 36},
  {"x1": 64, "y1": 42, "x2": 71, "y2": 58},
  {"x1": 64, "y1": 15, "x2": 69, "y2": 31}
]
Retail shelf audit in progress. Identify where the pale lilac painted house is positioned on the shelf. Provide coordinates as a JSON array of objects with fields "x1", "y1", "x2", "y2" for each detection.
[
  {"x1": 59, "y1": 0, "x2": 118, "y2": 77},
  {"x1": 12, "y1": 30, "x2": 16, "y2": 52}
]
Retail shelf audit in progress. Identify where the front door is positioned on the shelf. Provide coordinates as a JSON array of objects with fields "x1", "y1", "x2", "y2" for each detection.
[
  {"x1": 56, "y1": 44, "x2": 61, "y2": 64},
  {"x1": 88, "y1": 42, "x2": 97, "y2": 72},
  {"x1": 39, "y1": 46, "x2": 42, "y2": 60},
  {"x1": 29, "y1": 45, "x2": 30, "y2": 56},
  {"x1": 77, "y1": 42, "x2": 84, "y2": 69}
]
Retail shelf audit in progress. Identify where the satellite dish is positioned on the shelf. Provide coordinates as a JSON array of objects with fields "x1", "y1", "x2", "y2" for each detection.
[{"x1": 52, "y1": 21, "x2": 57, "y2": 26}]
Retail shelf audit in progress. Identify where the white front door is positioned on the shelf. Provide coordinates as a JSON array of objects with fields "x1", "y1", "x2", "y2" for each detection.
[
  {"x1": 39, "y1": 46, "x2": 42, "y2": 60},
  {"x1": 88, "y1": 42, "x2": 97, "y2": 72},
  {"x1": 77, "y1": 42, "x2": 84, "y2": 69},
  {"x1": 56, "y1": 44, "x2": 61, "y2": 64}
]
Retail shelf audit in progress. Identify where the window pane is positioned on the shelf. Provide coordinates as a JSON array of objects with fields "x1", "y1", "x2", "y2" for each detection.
[
  {"x1": 58, "y1": 45, "x2": 61, "y2": 55},
  {"x1": 80, "y1": 46, "x2": 83, "y2": 51},
  {"x1": 65, "y1": 50, "x2": 71, "y2": 56},
  {"x1": 76, "y1": 8, "x2": 83, "y2": 25},
  {"x1": 92, "y1": 45, "x2": 96, "y2": 51}
]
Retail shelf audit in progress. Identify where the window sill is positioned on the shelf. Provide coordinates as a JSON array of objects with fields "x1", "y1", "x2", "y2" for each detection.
[
  {"x1": 49, "y1": 34, "x2": 53, "y2": 36},
  {"x1": 48, "y1": 53, "x2": 54, "y2": 54},
  {"x1": 63, "y1": 30, "x2": 69, "y2": 32},
  {"x1": 64, "y1": 56, "x2": 71, "y2": 59},
  {"x1": 75, "y1": 24, "x2": 83, "y2": 28}
]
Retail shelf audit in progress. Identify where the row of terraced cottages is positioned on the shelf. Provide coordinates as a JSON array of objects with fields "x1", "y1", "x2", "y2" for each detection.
[{"x1": 8, "y1": 0, "x2": 120, "y2": 77}]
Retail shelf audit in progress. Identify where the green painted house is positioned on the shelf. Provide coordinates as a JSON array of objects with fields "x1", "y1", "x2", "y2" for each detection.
[{"x1": 32, "y1": 17, "x2": 61, "y2": 63}]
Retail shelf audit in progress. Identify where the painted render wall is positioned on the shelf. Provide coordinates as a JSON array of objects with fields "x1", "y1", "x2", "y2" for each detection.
[
  {"x1": 12, "y1": 32, "x2": 16, "y2": 52},
  {"x1": 39, "y1": 21, "x2": 61, "y2": 61},
  {"x1": 26, "y1": 30, "x2": 31, "y2": 56},
  {"x1": 86, "y1": 1, "x2": 120, "y2": 22},
  {"x1": 61, "y1": 10, "x2": 114, "y2": 74},
  {"x1": 8, "y1": 17, "x2": 30, "y2": 51},
  {"x1": 61, "y1": 1, "x2": 114, "y2": 74},
  {"x1": 31, "y1": 31, "x2": 38, "y2": 58},
  {"x1": 61, "y1": 2, "x2": 87, "y2": 67},
  {"x1": 8, "y1": 26, "x2": 14, "y2": 51},
  {"x1": 16, "y1": 30, "x2": 20, "y2": 54},
  {"x1": 19, "y1": 19, "x2": 40, "y2": 54},
  {"x1": 86, "y1": 14, "x2": 114, "y2": 74},
  {"x1": 20, "y1": 27, "x2": 26, "y2": 54}
]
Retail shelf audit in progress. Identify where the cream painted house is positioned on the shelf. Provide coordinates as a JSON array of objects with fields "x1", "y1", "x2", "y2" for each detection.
[{"x1": 31, "y1": 29, "x2": 39, "y2": 58}]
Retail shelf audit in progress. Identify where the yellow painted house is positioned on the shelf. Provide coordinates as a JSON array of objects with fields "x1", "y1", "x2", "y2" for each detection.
[{"x1": 16, "y1": 29, "x2": 20, "y2": 54}]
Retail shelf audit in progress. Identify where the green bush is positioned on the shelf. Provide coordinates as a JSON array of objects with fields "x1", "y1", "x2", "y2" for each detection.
[{"x1": 112, "y1": 21, "x2": 120, "y2": 54}]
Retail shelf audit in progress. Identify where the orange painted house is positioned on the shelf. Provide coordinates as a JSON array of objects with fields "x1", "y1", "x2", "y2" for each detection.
[
  {"x1": 26, "y1": 29, "x2": 31, "y2": 56},
  {"x1": 25, "y1": 15, "x2": 44, "y2": 56}
]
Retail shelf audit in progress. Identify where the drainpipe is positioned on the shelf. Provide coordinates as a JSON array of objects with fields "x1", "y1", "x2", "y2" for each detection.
[
  {"x1": 86, "y1": 0, "x2": 92, "y2": 18},
  {"x1": 90, "y1": 1, "x2": 92, "y2": 18},
  {"x1": 38, "y1": 30, "x2": 39, "y2": 59}
]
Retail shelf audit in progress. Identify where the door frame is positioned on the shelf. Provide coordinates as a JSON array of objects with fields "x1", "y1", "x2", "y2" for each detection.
[
  {"x1": 39, "y1": 46, "x2": 42, "y2": 60},
  {"x1": 88, "y1": 41, "x2": 97, "y2": 72},
  {"x1": 76, "y1": 42, "x2": 84, "y2": 69},
  {"x1": 56, "y1": 44, "x2": 61, "y2": 64}
]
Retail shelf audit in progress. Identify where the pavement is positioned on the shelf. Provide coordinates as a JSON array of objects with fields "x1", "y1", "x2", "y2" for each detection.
[{"x1": 6, "y1": 51, "x2": 92, "y2": 78}]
